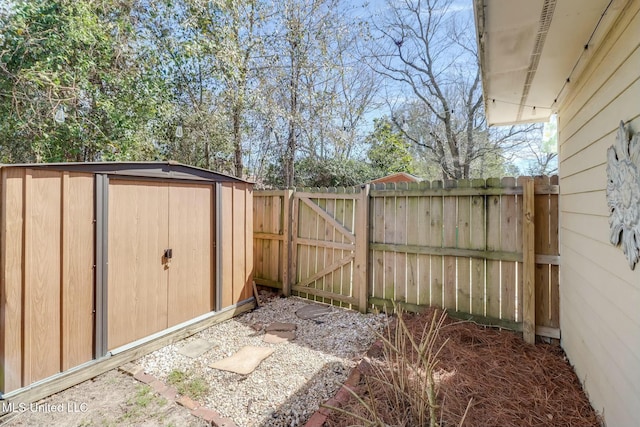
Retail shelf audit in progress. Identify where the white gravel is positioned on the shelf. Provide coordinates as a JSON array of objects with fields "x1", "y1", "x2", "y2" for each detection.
[{"x1": 136, "y1": 296, "x2": 388, "y2": 427}]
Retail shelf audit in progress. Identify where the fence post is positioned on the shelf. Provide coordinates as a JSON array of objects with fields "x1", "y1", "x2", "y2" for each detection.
[
  {"x1": 522, "y1": 178, "x2": 536, "y2": 344},
  {"x1": 282, "y1": 189, "x2": 293, "y2": 297},
  {"x1": 355, "y1": 184, "x2": 370, "y2": 313}
]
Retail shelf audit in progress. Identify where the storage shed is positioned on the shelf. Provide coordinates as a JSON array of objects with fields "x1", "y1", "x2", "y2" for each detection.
[{"x1": 0, "y1": 162, "x2": 254, "y2": 396}]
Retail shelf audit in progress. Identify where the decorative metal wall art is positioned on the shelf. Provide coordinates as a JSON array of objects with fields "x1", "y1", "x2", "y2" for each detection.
[{"x1": 607, "y1": 121, "x2": 640, "y2": 270}]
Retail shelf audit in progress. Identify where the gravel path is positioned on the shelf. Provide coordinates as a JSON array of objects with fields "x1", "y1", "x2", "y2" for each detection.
[{"x1": 137, "y1": 296, "x2": 388, "y2": 427}]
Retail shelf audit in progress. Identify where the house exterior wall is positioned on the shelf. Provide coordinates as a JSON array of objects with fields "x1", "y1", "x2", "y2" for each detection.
[{"x1": 556, "y1": 1, "x2": 640, "y2": 425}]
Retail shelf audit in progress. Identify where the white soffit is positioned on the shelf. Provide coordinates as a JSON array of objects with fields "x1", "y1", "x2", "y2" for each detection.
[{"x1": 475, "y1": 0, "x2": 625, "y2": 126}]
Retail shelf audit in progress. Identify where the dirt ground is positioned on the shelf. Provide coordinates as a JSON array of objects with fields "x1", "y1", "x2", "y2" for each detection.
[
  {"x1": 326, "y1": 308, "x2": 602, "y2": 427},
  {"x1": 0, "y1": 369, "x2": 206, "y2": 427}
]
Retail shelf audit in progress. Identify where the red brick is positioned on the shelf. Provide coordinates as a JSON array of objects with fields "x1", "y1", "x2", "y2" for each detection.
[
  {"x1": 213, "y1": 417, "x2": 237, "y2": 427},
  {"x1": 177, "y1": 396, "x2": 200, "y2": 410},
  {"x1": 191, "y1": 407, "x2": 238, "y2": 427},
  {"x1": 159, "y1": 385, "x2": 177, "y2": 400},
  {"x1": 344, "y1": 369, "x2": 361, "y2": 387},
  {"x1": 324, "y1": 397, "x2": 339, "y2": 408},
  {"x1": 304, "y1": 365, "x2": 362, "y2": 426},
  {"x1": 133, "y1": 371, "x2": 156, "y2": 384},
  {"x1": 191, "y1": 407, "x2": 217, "y2": 422},
  {"x1": 149, "y1": 379, "x2": 168, "y2": 394},
  {"x1": 304, "y1": 412, "x2": 328, "y2": 427}
]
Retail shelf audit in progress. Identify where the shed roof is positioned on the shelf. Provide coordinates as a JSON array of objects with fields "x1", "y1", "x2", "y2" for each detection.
[
  {"x1": 474, "y1": 0, "x2": 626, "y2": 126},
  {"x1": 0, "y1": 161, "x2": 253, "y2": 184}
]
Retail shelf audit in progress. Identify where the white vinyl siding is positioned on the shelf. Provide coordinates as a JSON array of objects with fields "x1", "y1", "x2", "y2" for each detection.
[{"x1": 557, "y1": 1, "x2": 640, "y2": 425}]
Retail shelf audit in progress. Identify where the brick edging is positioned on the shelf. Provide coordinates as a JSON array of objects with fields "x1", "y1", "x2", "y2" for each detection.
[
  {"x1": 303, "y1": 362, "x2": 362, "y2": 427},
  {"x1": 119, "y1": 363, "x2": 237, "y2": 427}
]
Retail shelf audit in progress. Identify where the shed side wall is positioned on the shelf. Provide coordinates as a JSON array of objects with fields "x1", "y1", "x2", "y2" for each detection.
[
  {"x1": 219, "y1": 182, "x2": 253, "y2": 308},
  {"x1": 0, "y1": 168, "x2": 25, "y2": 393},
  {"x1": 557, "y1": 1, "x2": 640, "y2": 425},
  {"x1": 0, "y1": 169, "x2": 95, "y2": 393}
]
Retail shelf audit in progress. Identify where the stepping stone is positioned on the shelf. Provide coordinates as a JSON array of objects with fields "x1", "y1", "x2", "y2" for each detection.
[
  {"x1": 264, "y1": 330, "x2": 296, "y2": 344},
  {"x1": 250, "y1": 322, "x2": 265, "y2": 331},
  {"x1": 177, "y1": 338, "x2": 217, "y2": 358},
  {"x1": 265, "y1": 322, "x2": 297, "y2": 332},
  {"x1": 210, "y1": 346, "x2": 274, "y2": 375},
  {"x1": 295, "y1": 304, "x2": 331, "y2": 320}
]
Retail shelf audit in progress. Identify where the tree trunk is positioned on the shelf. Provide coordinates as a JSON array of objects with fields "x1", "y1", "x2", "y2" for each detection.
[{"x1": 233, "y1": 102, "x2": 243, "y2": 178}]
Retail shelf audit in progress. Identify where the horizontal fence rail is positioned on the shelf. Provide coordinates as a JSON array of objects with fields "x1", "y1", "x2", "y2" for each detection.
[{"x1": 253, "y1": 176, "x2": 560, "y2": 343}]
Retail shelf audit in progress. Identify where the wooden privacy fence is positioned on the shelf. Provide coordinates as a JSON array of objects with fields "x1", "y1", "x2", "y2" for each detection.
[{"x1": 253, "y1": 176, "x2": 559, "y2": 343}]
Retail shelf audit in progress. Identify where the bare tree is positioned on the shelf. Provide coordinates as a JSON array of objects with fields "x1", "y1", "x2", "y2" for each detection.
[
  {"x1": 263, "y1": 0, "x2": 379, "y2": 187},
  {"x1": 522, "y1": 135, "x2": 558, "y2": 175},
  {"x1": 369, "y1": 0, "x2": 534, "y2": 179}
]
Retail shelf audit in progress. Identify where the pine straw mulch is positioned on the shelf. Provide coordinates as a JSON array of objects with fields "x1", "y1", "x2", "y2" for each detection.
[{"x1": 325, "y1": 308, "x2": 602, "y2": 427}]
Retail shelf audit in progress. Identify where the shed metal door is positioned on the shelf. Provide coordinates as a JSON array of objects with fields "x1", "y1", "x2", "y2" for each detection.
[
  {"x1": 107, "y1": 180, "x2": 214, "y2": 350},
  {"x1": 167, "y1": 183, "x2": 214, "y2": 326}
]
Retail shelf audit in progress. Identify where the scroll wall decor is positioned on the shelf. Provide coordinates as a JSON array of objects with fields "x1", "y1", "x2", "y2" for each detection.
[{"x1": 607, "y1": 121, "x2": 640, "y2": 270}]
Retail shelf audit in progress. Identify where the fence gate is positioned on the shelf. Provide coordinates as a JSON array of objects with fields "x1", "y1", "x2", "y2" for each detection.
[{"x1": 291, "y1": 189, "x2": 368, "y2": 311}]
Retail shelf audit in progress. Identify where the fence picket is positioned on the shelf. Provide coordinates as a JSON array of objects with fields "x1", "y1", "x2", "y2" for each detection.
[
  {"x1": 501, "y1": 177, "x2": 518, "y2": 321},
  {"x1": 470, "y1": 179, "x2": 486, "y2": 316},
  {"x1": 316, "y1": 189, "x2": 328, "y2": 304},
  {"x1": 371, "y1": 187, "x2": 385, "y2": 301},
  {"x1": 270, "y1": 196, "x2": 281, "y2": 287},
  {"x1": 334, "y1": 188, "x2": 346, "y2": 306},
  {"x1": 430, "y1": 181, "x2": 444, "y2": 308},
  {"x1": 549, "y1": 175, "x2": 560, "y2": 328},
  {"x1": 406, "y1": 184, "x2": 420, "y2": 305},
  {"x1": 443, "y1": 179, "x2": 457, "y2": 310},
  {"x1": 300, "y1": 189, "x2": 312, "y2": 300},
  {"x1": 417, "y1": 181, "x2": 431, "y2": 306},
  {"x1": 341, "y1": 188, "x2": 357, "y2": 307},
  {"x1": 325, "y1": 188, "x2": 337, "y2": 306},
  {"x1": 534, "y1": 176, "x2": 551, "y2": 327},
  {"x1": 485, "y1": 178, "x2": 502, "y2": 319},
  {"x1": 395, "y1": 182, "x2": 408, "y2": 303},
  {"x1": 254, "y1": 195, "x2": 265, "y2": 284},
  {"x1": 383, "y1": 184, "x2": 396, "y2": 302},
  {"x1": 457, "y1": 179, "x2": 471, "y2": 313},
  {"x1": 516, "y1": 177, "x2": 525, "y2": 321}
]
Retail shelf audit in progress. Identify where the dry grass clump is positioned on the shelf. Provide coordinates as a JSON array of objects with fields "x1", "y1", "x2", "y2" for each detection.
[{"x1": 326, "y1": 307, "x2": 601, "y2": 427}]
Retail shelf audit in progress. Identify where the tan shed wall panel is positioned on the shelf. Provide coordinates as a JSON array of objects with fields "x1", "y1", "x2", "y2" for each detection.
[
  {"x1": 61, "y1": 173, "x2": 95, "y2": 371},
  {"x1": 219, "y1": 182, "x2": 253, "y2": 308},
  {"x1": 108, "y1": 180, "x2": 170, "y2": 350},
  {"x1": 0, "y1": 169, "x2": 95, "y2": 393},
  {"x1": 23, "y1": 171, "x2": 62, "y2": 385},
  {"x1": 167, "y1": 183, "x2": 214, "y2": 326},
  {"x1": 220, "y1": 185, "x2": 234, "y2": 308},
  {"x1": 0, "y1": 168, "x2": 25, "y2": 392},
  {"x1": 557, "y1": 1, "x2": 640, "y2": 425}
]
